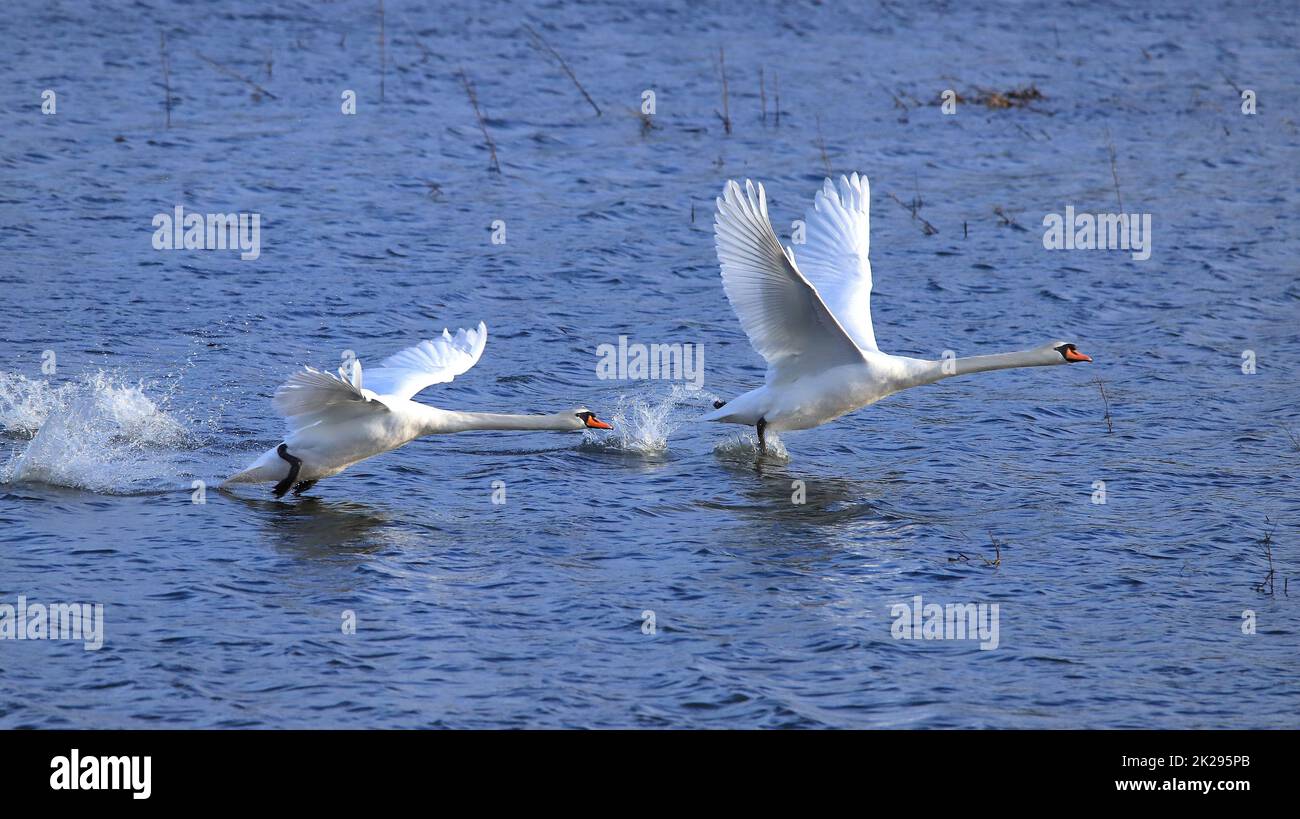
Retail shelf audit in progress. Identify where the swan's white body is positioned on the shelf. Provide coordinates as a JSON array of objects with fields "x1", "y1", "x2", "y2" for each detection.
[
  {"x1": 701, "y1": 173, "x2": 1090, "y2": 434},
  {"x1": 225, "y1": 323, "x2": 607, "y2": 492}
]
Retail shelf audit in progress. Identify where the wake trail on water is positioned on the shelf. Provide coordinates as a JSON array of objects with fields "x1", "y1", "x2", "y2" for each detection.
[{"x1": 0, "y1": 370, "x2": 214, "y2": 494}]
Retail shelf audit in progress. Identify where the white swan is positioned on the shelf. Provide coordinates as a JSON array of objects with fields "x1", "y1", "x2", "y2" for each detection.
[
  {"x1": 701, "y1": 173, "x2": 1092, "y2": 452},
  {"x1": 225, "y1": 322, "x2": 613, "y2": 496}
]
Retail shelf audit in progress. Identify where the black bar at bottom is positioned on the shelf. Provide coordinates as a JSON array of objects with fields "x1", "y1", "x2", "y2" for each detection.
[{"x1": 3, "y1": 729, "x2": 1285, "y2": 805}]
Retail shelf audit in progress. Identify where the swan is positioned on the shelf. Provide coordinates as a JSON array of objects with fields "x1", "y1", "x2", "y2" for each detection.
[
  {"x1": 225, "y1": 322, "x2": 613, "y2": 496},
  {"x1": 701, "y1": 173, "x2": 1092, "y2": 452}
]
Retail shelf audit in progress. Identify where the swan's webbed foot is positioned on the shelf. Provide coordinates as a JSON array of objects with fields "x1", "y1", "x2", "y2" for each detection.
[
  {"x1": 292, "y1": 480, "x2": 317, "y2": 495},
  {"x1": 713, "y1": 399, "x2": 727, "y2": 409},
  {"x1": 272, "y1": 443, "x2": 302, "y2": 498},
  {"x1": 756, "y1": 418, "x2": 767, "y2": 455}
]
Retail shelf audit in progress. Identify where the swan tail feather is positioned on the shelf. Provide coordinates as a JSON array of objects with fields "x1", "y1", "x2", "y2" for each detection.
[
  {"x1": 700, "y1": 404, "x2": 755, "y2": 424},
  {"x1": 223, "y1": 445, "x2": 289, "y2": 485}
]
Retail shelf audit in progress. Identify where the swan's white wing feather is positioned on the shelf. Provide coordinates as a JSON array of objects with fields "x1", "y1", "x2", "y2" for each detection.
[
  {"x1": 714, "y1": 179, "x2": 864, "y2": 383},
  {"x1": 790, "y1": 173, "x2": 877, "y2": 351},
  {"x1": 273, "y1": 366, "x2": 388, "y2": 433},
  {"x1": 363, "y1": 322, "x2": 488, "y2": 401}
]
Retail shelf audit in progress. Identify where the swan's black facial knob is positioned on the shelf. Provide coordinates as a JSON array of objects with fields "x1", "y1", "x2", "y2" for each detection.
[{"x1": 1054, "y1": 343, "x2": 1092, "y2": 363}]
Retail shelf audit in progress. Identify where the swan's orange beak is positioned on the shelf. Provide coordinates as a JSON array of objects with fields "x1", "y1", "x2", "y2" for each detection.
[
  {"x1": 585, "y1": 415, "x2": 613, "y2": 430},
  {"x1": 1064, "y1": 347, "x2": 1092, "y2": 363}
]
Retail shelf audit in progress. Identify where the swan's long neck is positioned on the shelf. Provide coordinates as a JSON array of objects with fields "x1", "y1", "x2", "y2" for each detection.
[
  {"x1": 915, "y1": 348, "x2": 1055, "y2": 385},
  {"x1": 423, "y1": 409, "x2": 576, "y2": 434}
]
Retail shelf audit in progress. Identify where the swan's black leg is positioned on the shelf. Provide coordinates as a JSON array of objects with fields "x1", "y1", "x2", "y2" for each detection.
[
  {"x1": 292, "y1": 480, "x2": 317, "y2": 495},
  {"x1": 756, "y1": 418, "x2": 767, "y2": 455},
  {"x1": 713, "y1": 400, "x2": 727, "y2": 409},
  {"x1": 273, "y1": 443, "x2": 302, "y2": 498}
]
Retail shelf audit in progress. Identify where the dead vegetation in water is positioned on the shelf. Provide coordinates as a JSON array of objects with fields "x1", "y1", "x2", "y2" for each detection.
[
  {"x1": 1092, "y1": 377, "x2": 1114, "y2": 433},
  {"x1": 457, "y1": 68, "x2": 501, "y2": 173},
  {"x1": 937, "y1": 84, "x2": 1047, "y2": 111},
  {"x1": 523, "y1": 24, "x2": 602, "y2": 117},
  {"x1": 714, "y1": 45, "x2": 731, "y2": 134},
  {"x1": 158, "y1": 31, "x2": 172, "y2": 128},
  {"x1": 887, "y1": 183, "x2": 938, "y2": 236},
  {"x1": 1253, "y1": 518, "x2": 1285, "y2": 596},
  {"x1": 950, "y1": 531, "x2": 1004, "y2": 568},
  {"x1": 772, "y1": 70, "x2": 782, "y2": 125},
  {"x1": 196, "y1": 51, "x2": 278, "y2": 101},
  {"x1": 814, "y1": 114, "x2": 831, "y2": 176},
  {"x1": 633, "y1": 105, "x2": 656, "y2": 135},
  {"x1": 992, "y1": 206, "x2": 1026, "y2": 231},
  {"x1": 1277, "y1": 423, "x2": 1300, "y2": 452},
  {"x1": 881, "y1": 84, "x2": 925, "y2": 123},
  {"x1": 378, "y1": 0, "x2": 386, "y2": 102},
  {"x1": 1105, "y1": 127, "x2": 1124, "y2": 211}
]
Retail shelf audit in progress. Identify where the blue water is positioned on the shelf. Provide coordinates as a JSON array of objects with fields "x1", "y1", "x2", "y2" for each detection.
[{"x1": 1, "y1": 0, "x2": 1297, "y2": 728}]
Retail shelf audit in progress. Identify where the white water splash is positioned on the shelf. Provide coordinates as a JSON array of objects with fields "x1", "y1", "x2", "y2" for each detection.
[
  {"x1": 712, "y1": 430, "x2": 789, "y2": 461},
  {"x1": 581, "y1": 384, "x2": 709, "y2": 455},
  {"x1": 0, "y1": 371, "x2": 197, "y2": 493}
]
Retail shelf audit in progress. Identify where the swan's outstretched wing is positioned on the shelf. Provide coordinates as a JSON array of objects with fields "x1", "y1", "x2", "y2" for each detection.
[
  {"x1": 273, "y1": 361, "x2": 389, "y2": 433},
  {"x1": 790, "y1": 173, "x2": 877, "y2": 351},
  {"x1": 363, "y1": 322, "x2": 488, "y2": 401},
  {"x1": 714, "y1": 179, "x2": 864, "y2": 383}
]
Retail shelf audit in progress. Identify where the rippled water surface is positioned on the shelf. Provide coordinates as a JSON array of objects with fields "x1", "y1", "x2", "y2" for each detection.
[{"x1": 2, "y1": 0, "x2": 1298, "y2": 728}]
